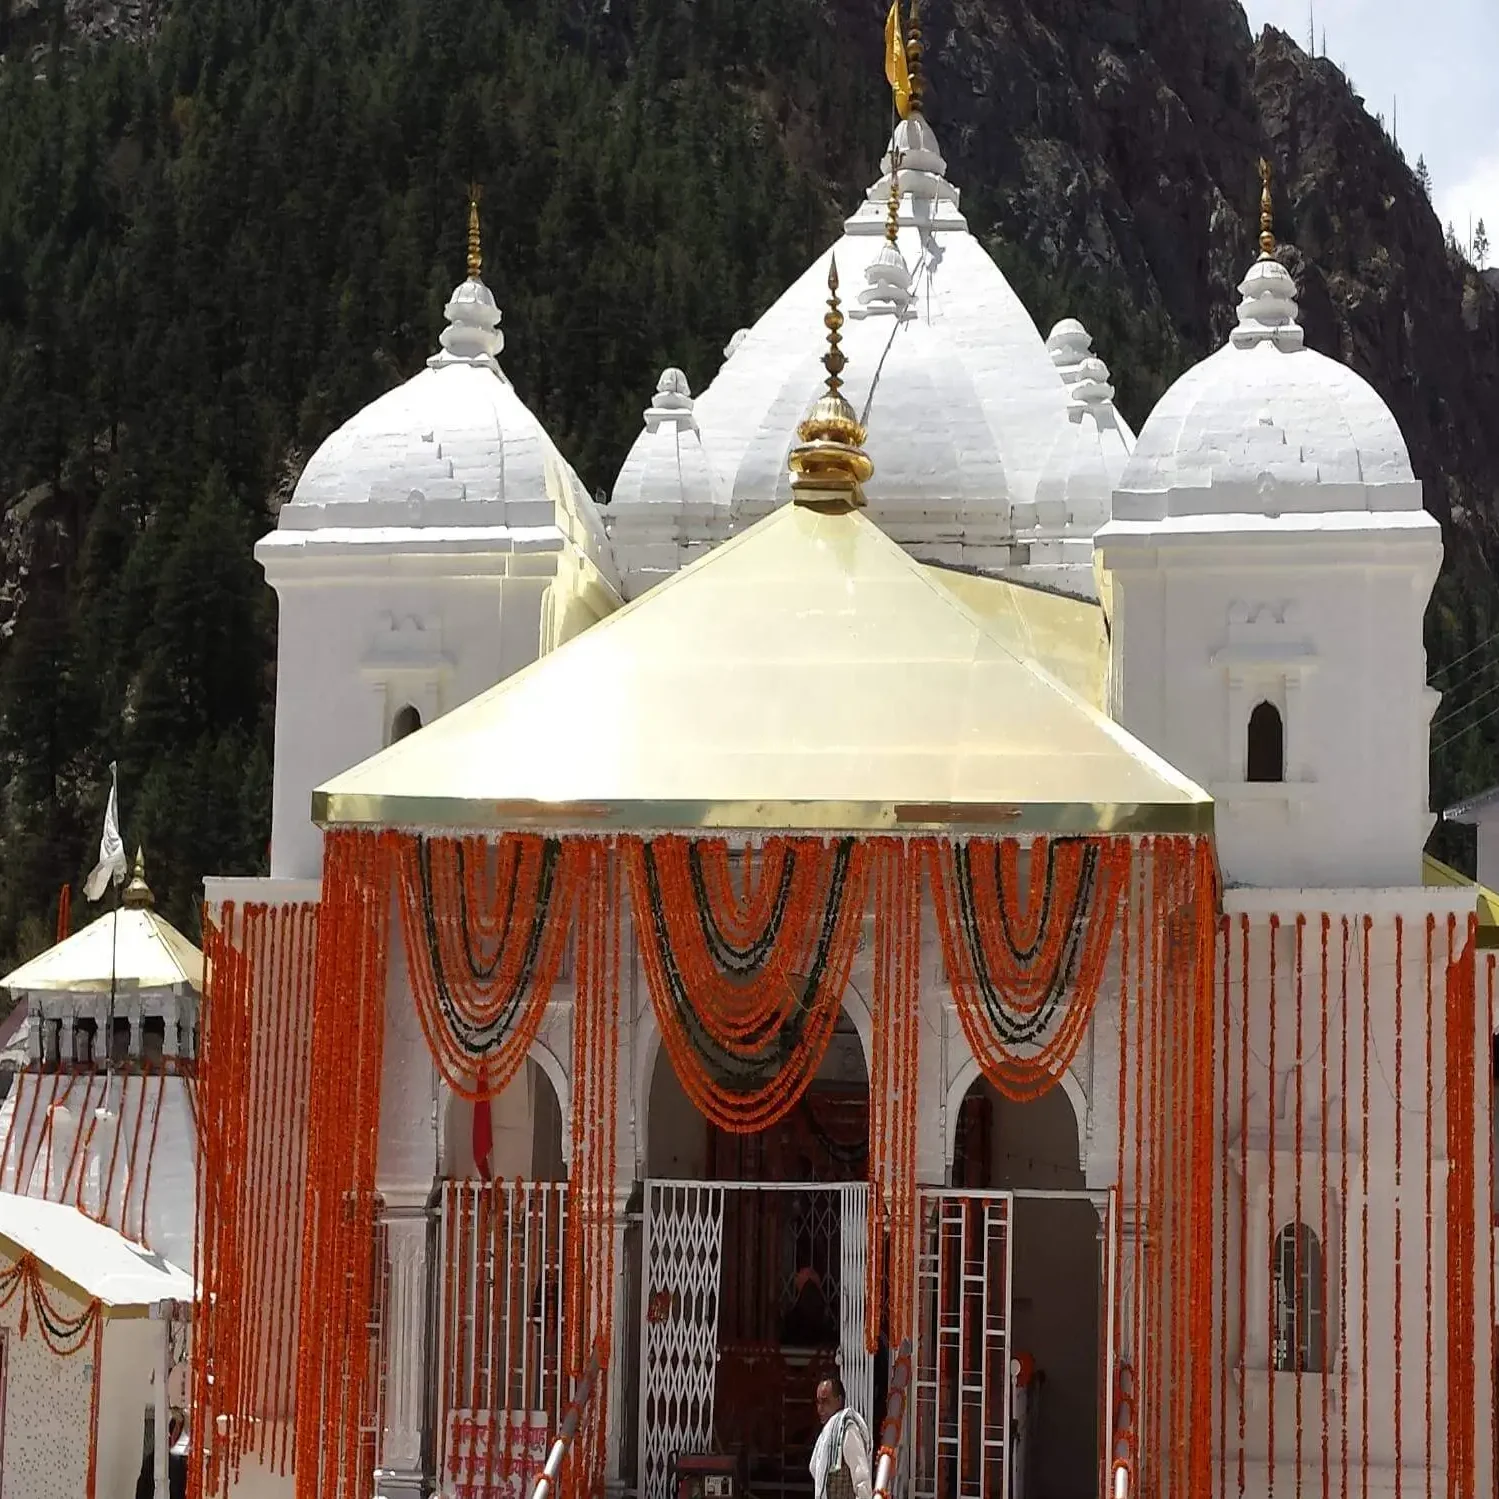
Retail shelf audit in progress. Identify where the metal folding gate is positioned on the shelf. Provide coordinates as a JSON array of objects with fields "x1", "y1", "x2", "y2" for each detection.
[{"x1": 637, "y1": 1179, "x2": 871, "y2": 1499}]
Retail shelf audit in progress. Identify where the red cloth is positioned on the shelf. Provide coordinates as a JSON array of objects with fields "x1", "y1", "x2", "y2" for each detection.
[{"x1": 473, "y1": 1099, "x2": 493, "y2": 1180}]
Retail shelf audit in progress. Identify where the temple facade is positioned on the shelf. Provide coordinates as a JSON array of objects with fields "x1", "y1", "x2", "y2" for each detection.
[{"x1": 197, "y1": 45, "x2": 1495, "y2": 1499}]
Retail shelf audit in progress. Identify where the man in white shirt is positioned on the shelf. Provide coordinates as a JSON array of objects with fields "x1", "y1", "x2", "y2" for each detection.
[{"x1": 810, "y1": 1375, "x2": 874, "y2": 1499}]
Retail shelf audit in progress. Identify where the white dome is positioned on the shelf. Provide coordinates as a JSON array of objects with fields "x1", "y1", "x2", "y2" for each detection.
[
  {"x1": 1115, "y1": 257, "x2": 1420, "y2": 521},
  {"x1": 689, "y1": 116, "x2": 1071, "y2": 554},
  {"x1": 282, "y1": 271, "x2": 615, "y2": 578}
]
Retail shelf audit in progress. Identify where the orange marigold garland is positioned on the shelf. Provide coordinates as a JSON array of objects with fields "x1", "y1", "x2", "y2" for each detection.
[
  {"x1": 628, "y1": 835, "x2": 870, "y2": 1132},
  {"x1": 866, "y1": 838, "x2": 922, "y2": 1353},
  {"x1": 393, "y1": 834, "x2": 577, "y2": 1101},
  {"x1": 928, "y1": 835, "x2": 1130, "y2": 1101},
  {"x1": 1445, "y1": 914, "x2": 1478, "y2": 1498},
  {"x1": 193, "y1": 898, "x2": 318, "y2": 1495},
  {"x1": 561, "y1": 837, "x2": 621, "y2": 1499},
  {"x1": 292, "y1": 829, "x2": 392, "y2": 1499}
]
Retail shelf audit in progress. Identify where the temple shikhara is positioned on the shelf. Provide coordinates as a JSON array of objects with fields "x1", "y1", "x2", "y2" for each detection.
[{"x1": 171, "y1": 15, "x2": 1497, "y2": 1499}]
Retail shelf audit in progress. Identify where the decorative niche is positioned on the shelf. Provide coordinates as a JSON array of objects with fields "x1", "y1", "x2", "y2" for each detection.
[{"x1": 1210, "y1": 602, "x2": 1318, "y2": 807}]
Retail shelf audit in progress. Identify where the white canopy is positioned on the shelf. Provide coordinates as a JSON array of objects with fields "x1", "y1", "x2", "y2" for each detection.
[{"x1": 0, "y1": 1192, "x2": 194, "y2": 1310}]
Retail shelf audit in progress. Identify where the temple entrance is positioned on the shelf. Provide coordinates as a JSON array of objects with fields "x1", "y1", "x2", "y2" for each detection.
[
  {"x1": 938, "y1": 1077, "x2": 1105, "y2": 1499},
  {"x1": 432, "y1": 1060, "x2": 569, "y2": 1496},
  {"x1": 638, "y1": 1014, "x2": 871, "y2": 1499}
]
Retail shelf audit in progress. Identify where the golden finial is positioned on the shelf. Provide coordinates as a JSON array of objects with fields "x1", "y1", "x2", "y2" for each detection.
[
  {"x1": 788, "y1": 258, "x2": 874, "y2": 512},
  {"x1": 885, "y1": 153, "x2": 903, "y2": 246},
  {"x1": 122, "y1": 847, "x2": 154, "y2": 910},
  {"x1": 907, "y1": 1, "x2": 925, "y2": 116},
  {"x1": 823, "y1": 258, "x2": 846, "y2": 398},
  {"x1": 467, "y1": 183, "x2": 483, "y2": 280},
  {"x1": 1258, "y1": 157, "x2": 1276, "y2": 257}
]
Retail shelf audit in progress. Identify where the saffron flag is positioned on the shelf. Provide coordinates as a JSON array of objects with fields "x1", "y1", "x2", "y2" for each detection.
[
  {"x1": 885, "y1": 0, "x2": 912, "y2": 120},
  {"x1": 84, "y1": 762, "x2": 128, "y2": 902}
]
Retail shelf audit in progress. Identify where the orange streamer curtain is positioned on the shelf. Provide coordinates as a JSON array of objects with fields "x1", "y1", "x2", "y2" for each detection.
[
  {"x1": 929, "y1": 835, "x2": 1131, "y2": 1101},
  {"x1": 867, "y1": 838, "x2": 921, "y2": 1353},
  {"x1": 393, "y1": 834, "x2": 579, "y2": 1101},
  {"x1": 561, "y1": 839, "x2": 621, "y2": 1499},
  {"x1": 193, "y1": 899, "x2": 317, "y2": 1494},
  {"x1": 626, "y1": 836, "x2": 870, "y2": 1132},
  {"x1": 292, "y1": 830, "x2": 392, "y2": 1499},
  {"x1": 1208, "y1": 905, "x2": 1492, "y2": 1499}
]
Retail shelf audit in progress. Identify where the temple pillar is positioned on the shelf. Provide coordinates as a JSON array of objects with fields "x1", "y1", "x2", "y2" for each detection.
[
  {"x1": 375, "y1": 933, "x2": 439, "y2": 1497},
  {"x1": 375, "y1": 1191, "x2": 435, "y2": 1499},
  {"x1": 605, "y1": 1186, "x2": 632, "y2": 1493}
]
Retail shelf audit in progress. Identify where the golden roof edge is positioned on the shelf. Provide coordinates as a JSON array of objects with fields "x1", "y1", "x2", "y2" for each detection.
[{"x1": 312, "y1": 789, "x2": 1213, "y2": 837}]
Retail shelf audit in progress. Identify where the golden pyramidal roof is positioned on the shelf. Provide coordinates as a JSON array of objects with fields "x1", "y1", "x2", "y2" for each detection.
[{"x1": 313, "y1": 499, "x2": 1210, "y2": 836}]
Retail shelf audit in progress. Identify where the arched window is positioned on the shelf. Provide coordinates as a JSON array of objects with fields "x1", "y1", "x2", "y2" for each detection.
[
  {"x1": 1246, "y1": 701, "x2": 1285, "y2": 783},
  {"x1": 1272, "y1": 1222, "x2": 1326, "y2": 1372},
  {"x1": 390, "y1": 704, "x2": 422, "y2": 744}
]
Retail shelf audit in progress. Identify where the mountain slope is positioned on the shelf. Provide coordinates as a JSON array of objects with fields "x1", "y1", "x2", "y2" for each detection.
[{"x1": 0, "y1": 0, "x2": 1494, "y2": 963}]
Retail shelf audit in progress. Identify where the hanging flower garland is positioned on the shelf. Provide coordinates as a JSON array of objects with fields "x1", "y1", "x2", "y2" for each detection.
[
  {"x1": 560, "y1": 838, "x2": 620, "y2": 1499},
  {"x1": 393, "y1": 834, "x2": 578, "y2": 1101},
  {"x1": 194, "y1": 898, "x2": 318, "y2": 1491},
  {"x1": 627, "y1": 836, "x2": 870, "y2": 1133},
  {"x1": 927, "y1": 836, "x2": 1130, "y2": 1101},
  {"x1": 293, "y1": 829, "x2": 392, "y2": 1499},
  {"x1": 866, "y1": 838, "x2": 922, "y2": 1353}
]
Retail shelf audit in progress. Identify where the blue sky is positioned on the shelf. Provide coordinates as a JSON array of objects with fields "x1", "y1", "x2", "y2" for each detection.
[{"x1": 1240, "y1": 0, "x2": 1499, "y2": 256}]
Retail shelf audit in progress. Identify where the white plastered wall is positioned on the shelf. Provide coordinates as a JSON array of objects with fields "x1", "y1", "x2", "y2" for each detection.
[{"x1": 1099, "y1": 519, "x2": 1441, "y2": 889}]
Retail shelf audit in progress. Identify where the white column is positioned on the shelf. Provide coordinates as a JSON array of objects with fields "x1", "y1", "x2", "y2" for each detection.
[{"x1": 375, "y1": 1193, "x2": 434, "y2": 1499}]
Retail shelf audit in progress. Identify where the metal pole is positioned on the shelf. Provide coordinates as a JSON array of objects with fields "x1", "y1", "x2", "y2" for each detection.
[
  {"x1": 529, "y1": 1342, "x2": 605, "y2": 1499},
  {"x1": 106, "y1": 876, "x2": 120, "y2": 1079},
  {"x1": 155, "y1": 1308, "x2": 170, "y2": 1499}
]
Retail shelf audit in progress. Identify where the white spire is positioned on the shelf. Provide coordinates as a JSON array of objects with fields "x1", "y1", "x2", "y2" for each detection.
[
  {"x1": 430, "y1": 274, "x2": 505, "y2": 371},
  {"x1": 608, "y1": 368, "x2": 727, "y2": 598},
  {"x1": 858, "y1": 239, "x2": 914, "y2": 316},
  {"x1": 642, "y1": 368, "x2": 699, "y2": 434},
  {"x1": 1044, "y1": 319, "x2": 1133, "y2": 488},
  {"x1": 1047, "y1": 319, "x2": 1094, "y2": 385},
  {"x1": 1231, "y1": 255, "x2": 1304, "y2": 351},
  {"x1": 851, "y1": 111, "x2": 964, "y2": 235},
  {"x1": 1047, "y1": 320, "x2": 1120, "y2": 411}
]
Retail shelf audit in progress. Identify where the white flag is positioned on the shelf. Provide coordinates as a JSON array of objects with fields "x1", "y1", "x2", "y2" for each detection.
[{"x1": 83, "y1": 762, "x2": 128, "y2": 902}]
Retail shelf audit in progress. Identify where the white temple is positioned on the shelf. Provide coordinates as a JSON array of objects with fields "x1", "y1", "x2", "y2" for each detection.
[{"x1": 198, "y1": 58, "x2": 1495, "y2": 1499}]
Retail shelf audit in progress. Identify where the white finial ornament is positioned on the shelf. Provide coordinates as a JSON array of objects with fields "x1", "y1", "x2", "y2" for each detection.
[
  {"x1": 859, "y1": 240, "x2": 914, "y2": 316},
  {"x1": 431, "y1": 192, "x2": 505, "y2": 371},
  {"x1": 1048, "y1": 321, "x2": 1119, "y2": 409},
  {"x1": 643, "y1": 369, "x2": 699, "y2": 434},
  {"x1": 1232, "y1": 258, "x2": 1304, "y2": 351}
]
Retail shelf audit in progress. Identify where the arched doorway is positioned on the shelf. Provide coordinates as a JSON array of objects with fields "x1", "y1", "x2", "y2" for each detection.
[
  {"x1": 951, "y1": 1076, "x2": 1100, "y2": 1499},
  {"x1": 442, "y1": 1058, "x2": 565, "y2": 1182},
  {"x1": 638, "y1": 1013, "x2": 872, "y2": 1499}
]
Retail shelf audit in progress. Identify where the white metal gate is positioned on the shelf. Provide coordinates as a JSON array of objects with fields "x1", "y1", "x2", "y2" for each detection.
[
  {"x1": 637, "y1": 1180, "x2": 870, "y2": 1499},
  {"x1": 912, "y1": 1189, "x2": 1014, "y2": 1499},
  {"x1": 435, "y1": 1180, "x2": 569, "y2": 1495}
]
